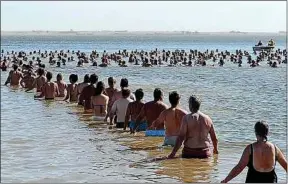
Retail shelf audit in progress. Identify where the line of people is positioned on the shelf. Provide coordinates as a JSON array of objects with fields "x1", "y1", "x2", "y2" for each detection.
[{"x1": 3, "y1": 64, "x2": 287, "y2": 183}]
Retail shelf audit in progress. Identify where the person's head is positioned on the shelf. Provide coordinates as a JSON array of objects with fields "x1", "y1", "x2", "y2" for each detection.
[
  {"x1": 46, "y1": 71, "x2": 53, "y2": 81},
  {"x1": 108, "y1": 77, "x2": 116, "y2": 88},
  {"x1": 95, "y1": 81, "x2": 105, "y2": 96},
  {"x1": 56, "y1": 73, "x2": 63, "y2": 81},
  {"x1": 188, "y1": 95, "x2": 201, "y2": 112},
  {"x1": 254, "y1": 121, "x2": 269, "y2": 141},
  {"x1": 122, "y1": 88, "x2": 131, "y2": 98},
  {"x1": 135, "y1": 88, "x2": 144, "y2": 101},
  {"x1": 69, "y1": 74, "x2": 78, "y2": 84},
  {"x1": 120, "y1": 78, "x2": 128, "y2": 89},
  {"x1": 37, "y1": 68, "x2": 44, "y2": 76},
  {"x1": 153, "y1": 88, "x2": 163, "y2": 101},
  {"x1": 12, "y1": 64, "x2": 18, "y2": 71},
  {"x1": 83, "y1": 74, "x2": 90, "y2": 83},
  {"x1": 169, "y1": 91, "x2": 180, "y2": 107},
  {"x1": 89, "y1": 74, "x2": 98, "y2": 84}
]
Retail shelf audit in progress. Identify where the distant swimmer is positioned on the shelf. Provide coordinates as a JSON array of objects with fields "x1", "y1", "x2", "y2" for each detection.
[
  {"x1": 4, "y1": 64, "x2": 23, "y2": 86},
  {"x1": 109, "y1": 88, "x2": 134, "y2": 128},
  {"x1": 91, "y1": 81, "x2": 109, "y2": 121},
  {"x1": 63, "y1": 74, "x2": 79, "y2": 102},
  {"x1": 132, "y1": 88, "x2": 168, "y2": 133},
  {"x1": 150, "y1": 91, "x2": 187, "y2": 147},
  {"x1": 125, "y1": 88, "x2": 146, "y2": 131},
  {"x1": 34, "y1": 71, "x2": 59, "y2": 100},
  {"x1": 55, "y1": 73, "x2": 67, "y2": 97},
  {"x1": 221, "y1": 121, "x2": 287, "y2": 183},
  {"x1": 168, "y1": 95, "x2": 218, "y2": 159},
  {"x1": 78, "y1": 74, "x2": 98, "y2": 112}
]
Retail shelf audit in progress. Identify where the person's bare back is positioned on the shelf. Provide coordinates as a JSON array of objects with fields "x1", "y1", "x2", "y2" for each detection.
[
  {"x1": 40, "y1": 81, "x2": 59, "y2": 99},
  {"x1": 56, "y1": 81, "x2": 67, "y2": 97},
  {"x1": 10, "y1": 70, "x2": 23, "y2": 85},
  {"x1": 91, "y1": 94, "x2": 109, "y2": 117}
]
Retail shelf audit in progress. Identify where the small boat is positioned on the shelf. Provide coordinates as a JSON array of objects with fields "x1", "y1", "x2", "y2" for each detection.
[{"x1": 253, "y1": 46, "x2": 275, "y2": 52}]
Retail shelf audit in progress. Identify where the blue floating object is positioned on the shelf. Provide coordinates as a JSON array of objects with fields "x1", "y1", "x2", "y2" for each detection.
[{"x1": 145, "y1": 130, "x2": 165, "y2": 137}]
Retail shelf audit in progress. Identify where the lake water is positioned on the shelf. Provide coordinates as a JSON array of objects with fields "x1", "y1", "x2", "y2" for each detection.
[{"x1": 1, "y1": 34, "x2": 287, "y2": 183}]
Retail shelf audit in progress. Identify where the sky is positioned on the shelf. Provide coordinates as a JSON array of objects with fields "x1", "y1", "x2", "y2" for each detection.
[{"x1": 1, "y1": 1, "x2": 286, "y2": 32}]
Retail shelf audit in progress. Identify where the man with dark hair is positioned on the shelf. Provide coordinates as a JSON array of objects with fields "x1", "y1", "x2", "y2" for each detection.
[
  {"x1": 150, "y1": 91, "x2": 187, "y2": 146},
  {"x1": 132, "y1": 88, "x2": 168, "y2": 133},
  {"x1": 5, "y1": 64, "x2": 23, "y2": 86},
  {"x1": 34, "y1": 71, "x2": 59, "y2": 100},
  {"x1": 110, "y1": 88, "x2": 133, "y2": 128},
  {"x1": 125, "y1": 89, "x2": 146, "y2": 131},
  {"x1": 105, "y1": 78, "x2": 135, "y2": 121},
  {"x1": 168, "y1": 95, "x2": 218, "y2": 159},
  {"x1": 78, "y1": 73, "x2": 98, "y2": 112}
]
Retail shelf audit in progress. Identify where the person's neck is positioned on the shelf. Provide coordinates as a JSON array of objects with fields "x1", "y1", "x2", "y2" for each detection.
[
  {"x1": 256, "y1": 137, "x2": 266, "y2": 142},
  {"x1": 191, "y1": 110, "x2": 198, "y2": 114},
  {"x1": 171, "y1": 105, "x2": 178, "y2": 108}
]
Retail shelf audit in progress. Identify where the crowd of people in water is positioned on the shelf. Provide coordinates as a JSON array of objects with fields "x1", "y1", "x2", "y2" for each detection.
[
  {"x1": 2, "y1": 46, "x2": 287, "y2": 183},
  {"x1": 0, "y1": 45, "x2": 287, "y2": 71}
]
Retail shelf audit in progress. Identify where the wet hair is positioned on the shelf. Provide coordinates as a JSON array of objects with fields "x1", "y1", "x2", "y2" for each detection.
[
  {"x1": 12, "y1": 64, "x2": 18, "y2": 71},
  {"x1": 254, "y1": 121, "x2": 269, "y2": 141},
  {"x1": 95, "y1": 81, "x2": 105, "y2": 96},
  {"x1": 69, "y1": 74, "x2": 78, "y2": 83},
  {"x1": 83, "y1": 74, "x2": 90, "y2": 83},
  {"x1": 135, "y1": 88, "x2": 144, "y2": 101},
  {"x1": 37, "y1": 68, "x2": 45, "y2": 76},
  {"x1": 56, "y1": 73, "x2": 63, "y2": 81},
  {"x1": 108, "y1": 77, "x2": 116, "y2": 85},
  {"x1": 122, "y1": 88, "x2": 131, "y2": 98},
  {"x1": 189, "y1": 95, "x2": 201, "y2": 112},
  {"x1": 120, "y1": 78, "x2": 128, "y2": 88},
  {"x1": 153, "y1": 88, "x2": 163, "y2": 101},
  {"x1": 46, "y1": 71, "x2": 53, "y2": 81},
  {"x1": 90, "y1": 74, "x2": 98, "y2": 84},
  {"x1": 169, "y1": 91, "x2": 180, "y2": 107}
]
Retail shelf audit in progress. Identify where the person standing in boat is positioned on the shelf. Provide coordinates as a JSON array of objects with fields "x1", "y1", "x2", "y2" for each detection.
[
  {"x1": 256, "y1": 40, "x2": 263, "y2": 46},
  {"x1": 268, "y1": 39, "x2": 275, "y2": 46}
]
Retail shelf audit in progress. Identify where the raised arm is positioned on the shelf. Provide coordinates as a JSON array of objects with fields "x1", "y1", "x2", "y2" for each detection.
[{"x1": 221, "y1": 145, "x2": 250, "y2": 183}]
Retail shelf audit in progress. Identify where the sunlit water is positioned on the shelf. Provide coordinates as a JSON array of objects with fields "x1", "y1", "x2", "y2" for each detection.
[{"x1": 1, "y1": 34, "x2": 287, "y2": 183}]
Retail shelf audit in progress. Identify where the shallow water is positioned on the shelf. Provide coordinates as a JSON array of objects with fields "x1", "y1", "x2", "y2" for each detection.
[{"x1": 1, "y1": 34, "x2": 287, "y2": 183}]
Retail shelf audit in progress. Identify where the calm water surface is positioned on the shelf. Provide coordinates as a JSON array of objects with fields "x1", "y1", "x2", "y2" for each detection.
[{"x1": 1, "y1": 34, "x2": 287, "y2": 183}]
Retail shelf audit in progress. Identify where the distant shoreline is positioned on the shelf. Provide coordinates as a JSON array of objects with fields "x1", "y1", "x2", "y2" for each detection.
[{"x1": 1, "y1": 30, "x2": 286, "y2": 36}]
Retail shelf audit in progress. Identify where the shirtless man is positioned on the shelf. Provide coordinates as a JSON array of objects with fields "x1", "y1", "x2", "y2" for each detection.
[
  {"x1": 168, "y1": 95, "x2": 218, "y2": 159},
  {"x1": 105, "y1": 78, "x2": 134, "y2": 121},
  {"x1": 78, "y1": 74, "x2": 98, "y2": 112},
  {"x1": 104, "y1": 77, "x2": 119, "y2": 121},
  {"x1": 110, "y1": 89, "x2": 134, "y2": 128},
  {"x1": 35, "y1": 71, "x2": 59, "y2": 100},
  {"x1": 25, "y1": 68, "x2": 46, "y2": 93},
  {"x1": 77, "y1": 74, "x2": 90, "y2": 95},
  {"x1": 150, "y1": 91, "x2": 187, "y2": 147},
  {"x1": 124, "y1": 88, "x2": 145, "y2": 131},
  {"x1": 4, "y1": 64, "x2": 23, "y2": 86},
  {"x1": 20, "y1": 70, "x2": 35, "y2": 89},
  {"x1": 63, "y1": 74, "x2": 78, "y2": 102},
  {"x1": 132, "y1": 88, "x2": 168, "y2": 133},
  {"x1": 91, "y1": 81, "x2": 109, "y2": 121},
  {"x1": 55, "y1": 73, "x2": 67, "y2": 97}
]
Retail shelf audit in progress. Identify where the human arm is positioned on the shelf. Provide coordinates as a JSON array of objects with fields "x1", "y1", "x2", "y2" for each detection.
[
  {"x1": 209, "y1": 123, "x2": 219, "y2": 154},
  {"x1": 124, "y1": 103, "x2": 131, "y2": 130},
  {"x1": 63, "y1": 85, "x2": 70, "y2": 101},
  {"x1": 167, "y1": 116, "x2": 187, "y2": 158},
  {"x1": 149, "y1": 111, "x2": 165, "y2": 129},
  {"x1": 25, "y1": 78, "x2": 36, "y2": 92},
  {"x1": 34, "y1": 84, "x2": 45, "y2": 98},
  {"x1": 109, "y1": 102, "x2": 117, "y2": 125},
  {"x1": 132, "y1": 105, "x2": 145, "y2": 133},
  {"x1": 4, "y1": 71, "x2": 12, "y2": 85},
  {"x1": 20, "y1": 78, "x2": 25, "y2": 88},
  {"x1": 276, "y1": 145, "x2": 287, "y2": 172},
  {"x1": 221, "y1": 145, "x2": 250, "y2": 183},
  {"x1": 78, "y1": 88, "x2": 85, "y2": 105}
]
